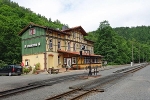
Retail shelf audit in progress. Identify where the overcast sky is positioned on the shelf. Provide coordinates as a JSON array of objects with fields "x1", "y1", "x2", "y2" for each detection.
[{"x1": 11, "y1": 0, "x2": 150, "y2": 32}]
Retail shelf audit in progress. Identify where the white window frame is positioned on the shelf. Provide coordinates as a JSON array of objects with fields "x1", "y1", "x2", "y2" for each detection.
[
  {"x1": 58, "y1": 40, "x2": 61, "y2": 50},
  {"x1": 79, "y1": 34, "x2": 81, "y2": 40},
  {"x1": 58, "y1": 56, "x2": 60, "y2": 65},
  {"x1": 73, "y1": 43, "x2": 76, "y2": 51},
  {"x1": 73, "y1": 32, "x2": 76, "y2": 38},
  {"x1": 87, "y1": 57, "x2": 90, "y2": 64},
  {"x1": 68, "y1": 42, "x2": 70, "y2": 51},
  {"x1": 64, "y1": 58, "x2": 67, "y2": 64},
  {"x1": 49, "y1": 39, "x2": 53, "y2": 49},
  {"x1": 91, "y1": 47, "x2": 93, "y2": 54},
  {"x1": 80, "y1": 44, "x2": 82, "y2": 50},
  {"x1": 25, "y1": 60, "x2": 29, "y2": 66},
  {"x1": 95, "y1": 58, "x2": 98, "y2": 63},
  {"x1": 29, "y1": 28, "x2": 36, "y2": 35}
]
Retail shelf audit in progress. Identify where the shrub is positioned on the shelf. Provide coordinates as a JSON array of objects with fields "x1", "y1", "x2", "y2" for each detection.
[
  {"x1": 28, "y1": 66, "x2": 32, "y2": 71},
  {"x1": 35, "y1": 63, "x2": 40, "y2": 70},
  {"x1": 23, "y1": 67, "x2": 30, "y2": 74},
  {"x1": 0, "y1": 60, "x2": 7, "y2": 68}
]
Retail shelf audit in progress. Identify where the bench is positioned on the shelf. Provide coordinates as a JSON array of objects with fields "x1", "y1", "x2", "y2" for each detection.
[
  {"x1": 51, "y1": 69, "x2": 59, "y2": 74},
  {"x1": 47, "y1": 68, "x2": 59, "y2": 74}
]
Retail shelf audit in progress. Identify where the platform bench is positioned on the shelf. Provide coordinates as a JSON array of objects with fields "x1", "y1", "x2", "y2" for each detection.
[{"x1": 51, "y1": 69, "x2": 59, "y2": 74}]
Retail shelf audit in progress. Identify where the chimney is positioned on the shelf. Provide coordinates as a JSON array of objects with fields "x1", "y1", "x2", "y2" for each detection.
[{"x1": 62, "y1": 25, "x2": 68, "y2": 30}]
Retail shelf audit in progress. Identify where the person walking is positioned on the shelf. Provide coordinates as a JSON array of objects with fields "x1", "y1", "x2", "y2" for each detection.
[{"x1": 88, "y1": 66, "x2": 92, "y2": 76}]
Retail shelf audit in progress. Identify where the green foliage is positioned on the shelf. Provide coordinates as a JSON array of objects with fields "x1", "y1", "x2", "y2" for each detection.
[
  {"x1": 28, "y1": 66, "x2": 32, "y2": 72},
  {"x1": 35, "y1": 63, "x2": 40, "y2": 70},
  {"x1": 0, "y1": 60, "x2": 7, "y2": 68},
  {"x1": 23, "y1": 67, "x2": 30, "y2": 74},
  {"x1": 86, "y1": 20, "x2": 150, "y2": 65},
  {"x1": 0, "y1": 0, "x2": 67, "y2": 64},
  {"x1": 1, "y1": 0, "x2": 150, "y2": 65}
]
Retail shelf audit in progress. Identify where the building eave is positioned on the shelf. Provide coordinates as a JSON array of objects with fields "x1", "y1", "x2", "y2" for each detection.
[
  {"x1": 18, "y1": 22, "x2": 70, "y2": 36},
  {"x1": 61, "y1": 26, "x2": 88, "y2": 36},
  {"x1": 58, "y1": 50, "x2": 102, "y2": 57}
]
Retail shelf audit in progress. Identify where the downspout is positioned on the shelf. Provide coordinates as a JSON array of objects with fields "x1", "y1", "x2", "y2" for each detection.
[{"x1": 44, "y1": 27, "x2": 48, "y2": 70}]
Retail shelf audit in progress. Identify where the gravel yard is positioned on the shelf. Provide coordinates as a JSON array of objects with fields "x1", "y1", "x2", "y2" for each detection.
[
  {"x1": 1, "y1": 64, "x2": 147, "y2": 100},
  {"x1": 85, "y1": 65, "x2": 150, "y2": 100}
]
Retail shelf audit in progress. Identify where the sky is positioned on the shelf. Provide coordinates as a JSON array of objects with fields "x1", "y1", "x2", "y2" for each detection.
[{"x1": 11, "y1": 0, "x2": 150, "y2": 32}]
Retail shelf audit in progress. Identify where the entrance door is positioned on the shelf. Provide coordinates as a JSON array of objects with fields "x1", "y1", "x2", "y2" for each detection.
[{"x1": 67, "y1": 58, "x2": 71, "y2": 68}]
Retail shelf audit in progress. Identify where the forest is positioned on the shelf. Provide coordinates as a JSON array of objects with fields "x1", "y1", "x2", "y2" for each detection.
[
  {"x1": 0, "y1": 0, "x2": 66, "y2": 65},
  {"x1": 85, "y1": 21, "x2": 150, "y2": 64},
  {"x1": 0, "y1": 0, "x2": 150, "y2": 65}
]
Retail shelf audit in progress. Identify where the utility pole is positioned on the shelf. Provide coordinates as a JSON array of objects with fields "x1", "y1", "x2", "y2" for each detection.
[
  {"x1": 131, "y1": 41, "x2": 134, "y2": 66},
  {"x1": 139, "y1": 45, "x2": 140, "y2": 63},
  {"x1": 143, "y1": 52, "x2": 144, "y2": 62}
]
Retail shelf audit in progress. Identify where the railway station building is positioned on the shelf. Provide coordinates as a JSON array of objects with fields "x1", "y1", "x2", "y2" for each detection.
[{"x1": 19, "y1": 22, "x2": 102, "y2": 70}]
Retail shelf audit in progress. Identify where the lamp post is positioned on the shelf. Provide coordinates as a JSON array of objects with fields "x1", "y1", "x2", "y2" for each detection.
[{"x1": 80, "y1": 45, "x2": 92, "y2": 76}]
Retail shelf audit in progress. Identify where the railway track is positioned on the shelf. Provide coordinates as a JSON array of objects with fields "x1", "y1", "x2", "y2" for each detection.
[
  {"x1": 0, "y1": 64, "x2": 148, "y2": 99},
  {"x1": 45, "y1": 88, "x2": 96, "y2": 100},
  {"x1": 0, "y1": 73, "x2": 87, "y2": 99},
  {"x1": 0, "y1": 84, "x2": 44, "y2": 98},
  {"x1": 46, "y1": 64, "x2": 148, "y2": 100}
]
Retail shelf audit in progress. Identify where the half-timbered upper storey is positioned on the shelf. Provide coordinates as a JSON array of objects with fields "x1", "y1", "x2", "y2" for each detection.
[{"x1": 19, "y1": 22, "x2": 102, "y2": 70}]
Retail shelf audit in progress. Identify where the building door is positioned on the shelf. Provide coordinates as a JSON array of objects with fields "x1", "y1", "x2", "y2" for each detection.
[{"x1": 67, "y1": 58, "x2": 71, "y2": 68}]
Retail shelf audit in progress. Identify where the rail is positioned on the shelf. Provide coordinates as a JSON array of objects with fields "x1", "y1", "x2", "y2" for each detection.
[{"x1": 46, "y1": 63, "x2": 148, "y2": 100}]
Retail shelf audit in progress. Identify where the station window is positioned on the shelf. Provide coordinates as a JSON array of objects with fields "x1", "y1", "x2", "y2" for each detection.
[
  {"x1": 68, "y1": 42, "x2": 70, "y2": 51},
  {"x1": 95, "y1": 58, "x2": 98, "y2": 63},
  {"x1": 92, "y1": 59, "x2": 95, "y2": 63},
  {"x1": 29, "y1": 28, "x2": 36, "y2": 35},
  {"x1": 84, "y1": 57, "x2": 87, "y2": 64},
  {"x1": 73, "y1": 32, "x2": 76, "y2": 38},
  {"x1": 49, "y1": 39, "x2": 53, "y2": 48},
  {"x1": 80, "y1": 44, "x2": 82, "y2": 50},
  {"x1": 58, "y1": 56, "x2": 60, "y2": 65},
  {"x1": 72, "y1": 57, "x2": 76, "y2": 64},
  {"x1": 25, "y1": 60, "x2": 29, "y2": 66},
  {"x1": 58, "y1": 40, "x2": 61, "y2": 50},
  {"x1": 73, "y1": 43, "x2": 76, "y2": 51},
  {"x1": 79, "y1": 34, "x2": 81, "y2": 40},
  {"x1": 91, "y1": 47, "x2": 93, "y2": 54},
  {"x1": 64, "y1": 58, "x2": 67, "y2": 64},
  {"x1": 58, "y1": 34, "x2": 61, "y2": 38},
  {"x1": 68, "y1": 35, "x2": 70, "y2": 39}
]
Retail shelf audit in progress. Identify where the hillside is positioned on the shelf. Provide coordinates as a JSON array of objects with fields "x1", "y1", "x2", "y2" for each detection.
[
  {"x1": 85, "y1": 21, "x2": 150, "y2": 64},
  {"x1": 1, "y1": 0, "x2": 150, "y2": 65},
  {"x1": 114, "y1": 26, "x2": 150, "y2": 45},
  {"x1": 0, "y1": 0, "x2": 67, "y2": 64}
]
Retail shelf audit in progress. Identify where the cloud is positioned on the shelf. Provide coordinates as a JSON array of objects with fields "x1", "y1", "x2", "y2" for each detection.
[{"x1": 11, "y1": 0, "x2": 150, "y2": 32}]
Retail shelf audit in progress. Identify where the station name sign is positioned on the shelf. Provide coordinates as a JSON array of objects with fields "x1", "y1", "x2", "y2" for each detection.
[{"x1": 24, "y1": 42, "x2": 40, "y2": 48}]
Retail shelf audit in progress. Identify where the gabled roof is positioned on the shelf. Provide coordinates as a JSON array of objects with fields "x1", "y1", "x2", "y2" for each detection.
[
  {"x1": 18, "y1": 22, "x2": 70, "y2": 36},
  {"x1": 61, "y1": 26, "x2": 88, "y2": 36}
]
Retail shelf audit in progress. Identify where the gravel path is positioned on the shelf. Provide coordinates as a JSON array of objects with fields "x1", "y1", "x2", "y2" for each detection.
[
  {"x1": 1, "y1": 63, "x2": 145, "y2": 100},
  {"x1": 85, "y1": 64, "x2": 150, "y2": 100}
]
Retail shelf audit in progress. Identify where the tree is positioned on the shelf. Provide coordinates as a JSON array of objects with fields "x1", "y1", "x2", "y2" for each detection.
[{"x1": 94, "y1": 21, "x2": 119, "y2": 64}]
